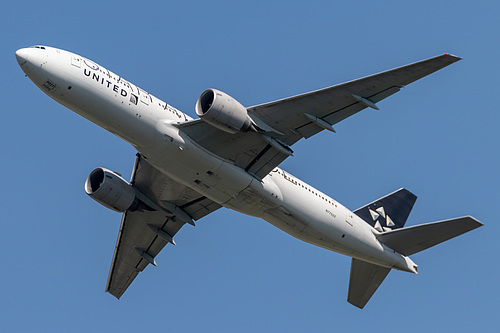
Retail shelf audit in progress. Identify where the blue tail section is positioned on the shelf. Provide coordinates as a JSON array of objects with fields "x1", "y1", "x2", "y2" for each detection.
[{"x1": 353, "y1": 188, "x2": 417, "y2": 232}]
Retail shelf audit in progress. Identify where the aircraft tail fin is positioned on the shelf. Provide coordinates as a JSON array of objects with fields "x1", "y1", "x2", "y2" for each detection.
[
  {"x1": 375, "y1": 216, "x2": 483, "y2": 256},
  {"x1": 347, "y1": 216, "x2": 482, "y2": 309},
  {"x1": 354, "y1": 188, "x2": 417, "y2": 232},
  {"x1": 348, "y1": 259, "x2": 391, "y2": 309}
]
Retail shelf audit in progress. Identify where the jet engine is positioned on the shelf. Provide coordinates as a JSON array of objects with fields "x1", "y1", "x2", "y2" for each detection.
[
  {"x1": 195, "y1": 89, "x2": 252, "y2": 134},
  {"x1": 85, "y1": 168, "x2": 137, "y2": 212}
]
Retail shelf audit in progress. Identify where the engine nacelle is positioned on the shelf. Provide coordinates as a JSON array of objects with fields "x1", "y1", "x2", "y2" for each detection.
[
  {"x1": 195, "y1": 89, "x2": 252, "y2": 134},
  {"x1": 84, "y1": 168, "x2": 137, "y2": 212}
]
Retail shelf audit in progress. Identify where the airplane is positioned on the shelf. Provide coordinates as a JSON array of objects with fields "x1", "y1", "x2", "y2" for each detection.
[{"x1": 15, "y1": 45, "x2": 482, "y2": 309}]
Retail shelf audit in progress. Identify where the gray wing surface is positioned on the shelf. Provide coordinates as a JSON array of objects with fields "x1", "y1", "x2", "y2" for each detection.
[
  {"x1": 105, "y1": 154, "x2": 221, "y2": 298},
  {"x1": 180, "y1": 54, "x2": 461, "y2": 179}
]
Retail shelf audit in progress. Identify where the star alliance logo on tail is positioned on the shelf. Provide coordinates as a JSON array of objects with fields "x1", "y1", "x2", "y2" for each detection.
[
  {"x1": 353, "y1": 188, "x2": 417, "y2": 232},
  {"x1": 369, "y1": 206, "x2": 395, "y2": 232}
]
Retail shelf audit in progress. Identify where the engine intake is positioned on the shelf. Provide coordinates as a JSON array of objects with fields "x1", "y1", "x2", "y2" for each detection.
[
  {"x1": 85, "y1": 168, "x2": 137, "y2": 212},
  {"x1": 195, "y1": 89, "x2": 252, "y2": 134}
]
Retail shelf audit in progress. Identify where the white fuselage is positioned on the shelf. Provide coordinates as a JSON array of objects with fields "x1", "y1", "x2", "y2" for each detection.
[{"x1": 16, "y1": 46, "x2": 417, "y2": 273}]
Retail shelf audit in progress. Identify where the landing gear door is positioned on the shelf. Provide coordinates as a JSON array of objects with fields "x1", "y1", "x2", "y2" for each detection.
[{"x1": 70, "y1": 53, "x2": 81, "y2": 68}]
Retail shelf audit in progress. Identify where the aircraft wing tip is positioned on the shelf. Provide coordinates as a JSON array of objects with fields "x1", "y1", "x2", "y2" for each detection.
[
  {"x1": 443, "y1": 53, "x2": 462, "y2": 62},
  {"x1": 465, "y1": 215, "x2": 484, "y2": 228}
]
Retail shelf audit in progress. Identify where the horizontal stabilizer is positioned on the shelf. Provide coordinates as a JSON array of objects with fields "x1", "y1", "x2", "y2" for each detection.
[
  {"x1": 348, "y1": 259, "x2": 391, "y2": 309},
  {"x1": 376, "y1": 216, "x2": 483, "y2": 256}
]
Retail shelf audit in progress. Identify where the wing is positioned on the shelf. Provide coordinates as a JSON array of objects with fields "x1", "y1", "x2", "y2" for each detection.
[
  {"x1": 179, "y1": 54, "x2": 461, "y2": 179},
  {"x1": 105, "y1": 154, "x2": 221, "y2": 298}
]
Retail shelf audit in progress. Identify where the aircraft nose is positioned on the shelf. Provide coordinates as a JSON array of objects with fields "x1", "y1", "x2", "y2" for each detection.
[{"x1": 16, "y1": 48, "x2": 31, "y2": 66}]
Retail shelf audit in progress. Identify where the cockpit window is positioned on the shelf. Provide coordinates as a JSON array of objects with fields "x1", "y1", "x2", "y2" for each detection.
[{"x1": 31, "y1": 46, "x2": 46, "y2": 50}]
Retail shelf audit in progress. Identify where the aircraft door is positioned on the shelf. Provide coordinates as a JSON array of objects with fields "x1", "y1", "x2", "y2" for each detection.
[
  {"x1": 138, "y1": 88, "x2": 150, "y2": 105},
  {"x1": 346, "y1": 207, "x2": 354, "y2": 227},
  {"x1": 70, "y1": 53, "x2": 81, "y2": 68}
]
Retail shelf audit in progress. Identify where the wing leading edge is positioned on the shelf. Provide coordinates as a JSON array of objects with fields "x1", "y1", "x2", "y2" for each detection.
[
  {"x1": 105, "y1": 154, "x2": 221, "y2": 299},
  {"x1": 179, "y1": 54, "x2": 461, "y2": 179}
]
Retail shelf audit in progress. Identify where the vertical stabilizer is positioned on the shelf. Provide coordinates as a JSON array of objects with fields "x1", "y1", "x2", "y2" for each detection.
[{"x1": 354, "y1": 188, "x2": 417, "y2": 232}]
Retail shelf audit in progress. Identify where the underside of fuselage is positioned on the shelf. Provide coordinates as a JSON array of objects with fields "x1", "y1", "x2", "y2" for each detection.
[{"x1": 16, "y1": 45, "x2": 481, "y2": 309}]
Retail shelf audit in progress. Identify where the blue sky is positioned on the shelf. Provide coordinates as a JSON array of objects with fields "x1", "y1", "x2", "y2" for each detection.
[{"x1": 2, "y1": 1, "x2": 498, "y2": 331}]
